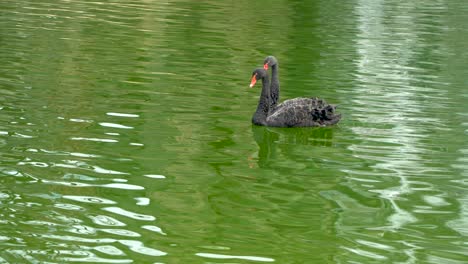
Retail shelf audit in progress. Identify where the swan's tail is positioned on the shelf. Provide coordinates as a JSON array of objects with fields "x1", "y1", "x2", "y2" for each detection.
[
  {"x1": 324, "y1": 113, "x2": 341, "y2": 125},
  {"x1": 322, "y1": 104, "x2": 341, "y2": 125}
]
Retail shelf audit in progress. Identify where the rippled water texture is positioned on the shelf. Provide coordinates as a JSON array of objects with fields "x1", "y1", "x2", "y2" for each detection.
[{"x1": 1, "y1": 0, "x2": 468, "y2": 263}]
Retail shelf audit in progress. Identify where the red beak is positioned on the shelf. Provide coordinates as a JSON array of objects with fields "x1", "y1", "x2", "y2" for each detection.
[
  {"x1": 263, "y1": 63, "x2": 269, "y2": 70},
  {"x1": 249, "y1": 75, "x2": 257, "y2": 88}
]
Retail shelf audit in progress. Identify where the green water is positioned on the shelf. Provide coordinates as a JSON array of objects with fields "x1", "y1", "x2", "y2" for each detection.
[{"x1": 1, "y1": 0, "x2": 468, "y2": 263}]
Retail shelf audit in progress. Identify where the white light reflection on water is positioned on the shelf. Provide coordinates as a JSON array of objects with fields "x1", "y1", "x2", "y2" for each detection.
[
  {"x1": 92, "y1": 165, "x2": 129, "y2": 175},
  {"x1": 69, "y1": 118, "x2": 93, "y2": 123},
  {"x1": 42, "y1": 180, "x2": 144, "y2": 190},
  {"x1": 5, "y1": 249, "x2": 133, "y2": 264},
  {"x1": 88, "y1": 215, "x2": 126, "y2": 227},
  {"x1": 352, "y1": 0, "x2": 423, "y2": 230},
  {"x1": 339, "y1": 0, "x2": 453, "y2": 261},
  {"x1": 37, "y1": 235, "x2": 167, "y2": 258},
  {"x1": 447, "y1": 147, "x2": 468, "y2": 236},
  {"x1": 141, "y1": 225, "x2": 166, "y2": 236},
  {"x1": 102, "y1": 207, "x2": 156, "y2": 221},
  {"x1": 70, "y1": 137, "x2": 118, "y2": 143},
  {"x1": 62, "y1": 256, "x2": 133, "y2": 263},
  {"x1": 119, "y1": 240, "x2": 167, "y2": 256},
  {"x1": 18, "y1": 159, "x2": 130, "y2": 176},
  {"x1": 54, "y1": 203, "x2": 85, "y2": 211},
  {"x1": 99, "y1": 122, "x2": 134, "y2": 129},
  {"x1": 70, "y1": 152, "x2": 100, "y2": 158},
  {"x1": 106, "y1": 112, "x2": 140, "y2": 118},
  {"x1": 196, "y1": 253, "x2": 275, "y2": 262},
  {"x1": 134, "y1": 197, "x2": 150, "y2": 206},
  {"x1": 63, "y1": 196, "x2": 117, "y2": 204},
  {"x1": 99, "y1": 229, "x2": 140, "y2": 237},
  {"x1": 94, "y1": 245, "x2": 126, "y2": 256},
  {"x1": 144, "y1": 174, "x2": 166, "y2": 179},
  {"x1": 341, "y1": 246, "x2": 387, "y2": 261}
]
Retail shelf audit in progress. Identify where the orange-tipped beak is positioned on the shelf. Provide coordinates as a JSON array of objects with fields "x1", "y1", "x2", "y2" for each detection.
[
  {"x1": 263, "y1": 63, "x2": 269, "y2": 70},
  {"x1": 249, "y1": 75, "x2": 257, "y2": 88}
]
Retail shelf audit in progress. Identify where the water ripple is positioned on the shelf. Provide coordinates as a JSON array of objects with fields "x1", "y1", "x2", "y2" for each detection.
[
  {"x1": 342, "y1": 246, "x2": 387, "y2": 260},
  {"x1": 94, "y1": 245, "x2": 126, "y2": 256},
  {"x1": 42, "y1": 179, "x2": 144, "y2": 190},
  {"x1": 63, "y1": 196, "x2": 117, "y2": 204},
  {"x1": 99, "y1": 229, "x2": 140, "y2": 238},
  {"x1": 119, "y1": 240, "x2": 167, "y2": 256},
  {"x1": 1, "y1": 0, "x2": 467, "y2": 262},
  {"x1": 88, "y1": 215, "x2": 126, "y2": 227},
  {"x1": 102, "y1": 207, "x2": 156, "y2": 221}
]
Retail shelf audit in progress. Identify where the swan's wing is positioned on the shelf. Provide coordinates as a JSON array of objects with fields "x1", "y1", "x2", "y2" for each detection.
[{"x1": 266, "y1": 97, "x2": 341, "y2": 127}]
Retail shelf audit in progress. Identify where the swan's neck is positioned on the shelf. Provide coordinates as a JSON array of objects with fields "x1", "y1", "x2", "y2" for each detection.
[
  {"x1": 270, "y1": 64, "x2": 280, "y2": 108},
  {"x1": 252, "y1": 75, "x2": 270, "y2": 126}
]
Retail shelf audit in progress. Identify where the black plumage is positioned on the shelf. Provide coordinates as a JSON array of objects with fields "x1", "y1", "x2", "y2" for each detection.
[{"x1": 249, "y1": 67, "x2": 341, "y2": 127}]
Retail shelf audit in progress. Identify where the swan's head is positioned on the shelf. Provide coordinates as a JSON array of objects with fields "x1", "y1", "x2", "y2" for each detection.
[
  {"x1": 249, "y1": 68, "x2": 267, "y2": 88},
  {"x1": 263, "y1": 56, "x2": 278, "y2": 70}
]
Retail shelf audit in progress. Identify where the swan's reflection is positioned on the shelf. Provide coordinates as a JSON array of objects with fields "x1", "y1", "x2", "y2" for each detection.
[{"x1": 251, "y1": 125, "x2": 334, "y2": 168}]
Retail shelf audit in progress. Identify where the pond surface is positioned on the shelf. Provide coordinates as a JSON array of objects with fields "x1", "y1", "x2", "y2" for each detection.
[{"x1": 1, "y1": 0, "x2": 468, "y2": 263}]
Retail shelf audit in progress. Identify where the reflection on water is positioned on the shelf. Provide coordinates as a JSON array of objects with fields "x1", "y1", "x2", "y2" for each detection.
[
  {"x1": 251, "y1": 125, "x2": 335, "y2": 168},
  {"x1": 334, "y1": 0, "x2": 468, "y2": 262},
  {"x1": 1, "y1": 0, "x2": 468, "y2": 263}
]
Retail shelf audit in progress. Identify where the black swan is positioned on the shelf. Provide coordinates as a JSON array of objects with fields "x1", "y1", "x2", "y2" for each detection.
[{"x1": 249, "y1": 68, "x2": 341, "y2": 127}]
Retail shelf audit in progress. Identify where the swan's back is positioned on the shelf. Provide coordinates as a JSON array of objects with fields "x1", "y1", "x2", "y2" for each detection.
[{"x1": 266, "y1": 97, "x2": 341, "y2": 127}]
